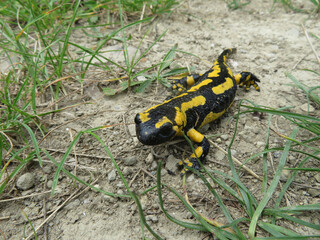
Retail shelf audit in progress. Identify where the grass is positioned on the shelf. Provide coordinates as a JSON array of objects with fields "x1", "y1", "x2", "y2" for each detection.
[
  {"x1": 273, "y1": 0, "x2": 320, "y2": 13},
  {"x1": 1, "y1": 0, "x2": 320, "y2": 239}
]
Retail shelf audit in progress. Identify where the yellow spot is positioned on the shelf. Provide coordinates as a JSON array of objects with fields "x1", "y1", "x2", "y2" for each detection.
[
  {"x1": 139, "y1": 112, "x2": 150, "y2": 123},
  {"x1": 181, "y1": 96, "x2": 206, "y2": 113},
  {"x1": 208, "y1": 65, "x2": 221, "y2": 78},
  {"x1": 199, "y1": 110, "x2": 226, "y2": 127},
  {"x1": 188, "y1": 79, "x2": 212, "y2": 92},
  {"x1": 186, "y1": 76, "x2": 195, "y2": 86},
  {"x1": 174, "y1": 107, "x2": 184, "y2": 126},
  {"x1": 155, "y1": 116, "x2": 172, "y2": 128},
  {"x1": 172, "y1": 85, "x2": 177, "y2": 89},
  {"x1": 173, "y1": 126, "x2": 183, "y2": 136},
  {"x1": 187, "y1": 129, "x2": 204, "y2": 143},
  {"x1": 227, "y1": 65, "x2": 234, "y2": 77},
  {"x1": 234, "y1": 74, "x2": 241, "y2": 84},
  {"x1": 190, "y1": 147, "x2": 204, "y2": 159},
  {"x1": 178, "y1": 160, "x2": 183, "y2": 166},
  {"x1": 212, "y1": 77, "x2": 234, "y2": 94},
  {"x1": 187, "y1": 162, "x2": 193, "y2": 167}
]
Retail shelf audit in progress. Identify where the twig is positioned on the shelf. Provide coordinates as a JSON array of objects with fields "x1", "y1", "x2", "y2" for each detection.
[
  {"x1": 208, "y1": 140, "x2": 263, "y2": 181},
  {"x1": 302, "y1": 23, "x2": 320, "y2": 65},
  {"x1": 0, "y1": 191, "x2": 51, "y2": 203},
  {"x1": 0, "y1": 130, "x2": 13, "y2": 160},
  {"x1": 129, "y1": 169, "x2": 142, "y2": 187},
  {"x1": 68, "y1": 128, "x2": 78, "y2": 176},
  {"x1": 42, "y1": 177, "x2": 48, "y2": 240},
  {"x1": 291, "y1": 54, "x2": 307, "y2": 70},
  {"x1": 43, "y1": 147, "x2": 110, "y2": 160},
  {"x1": 138, "y1": 3, "x2": 146, "y2": 33}
]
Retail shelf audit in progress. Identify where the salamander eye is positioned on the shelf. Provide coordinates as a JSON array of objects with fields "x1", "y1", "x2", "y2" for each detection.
[
  {"x1": 159, "y1": 124, "x2": 173, "y2": 137},
  {"x1": 134, "y1": 114, "x2": 141, "y2": 124}
]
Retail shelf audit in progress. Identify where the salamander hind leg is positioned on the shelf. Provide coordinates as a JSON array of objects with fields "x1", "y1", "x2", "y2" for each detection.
[
  {"x1": 235, "y1": 71, "x2": 261, "y2": 92},
  {"x1": 177, "y1": 129, "x2": 210, "y2": 175}
]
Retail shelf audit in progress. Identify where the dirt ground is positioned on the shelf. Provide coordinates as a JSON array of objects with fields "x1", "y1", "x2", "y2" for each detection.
[{"x1": 1, "y1": 0, "x2": 320, "y2": 239}]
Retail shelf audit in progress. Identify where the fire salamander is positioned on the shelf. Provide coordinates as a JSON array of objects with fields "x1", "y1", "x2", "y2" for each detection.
[{"x1": 135, "y1": 48, "x2": 260, "y2": 175}]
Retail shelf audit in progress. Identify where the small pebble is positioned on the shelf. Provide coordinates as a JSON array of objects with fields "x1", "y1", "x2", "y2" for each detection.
[
  {"x1": 145, "y1": 152, "x2": 154, "y2": 164},
  {"x1": 314, "y1": 173, "x2": 320, "y2": 183},
  {"x1": 146, "y1": 215, "x2": 158, "y2": 223},
  {"x1": 300, "y1": 103, "x2": 315, "y2": 113},
  {"x1": 123, "y1": 167, "x2": 133, "y2": 176},
  {"x1": 128, "y1": 124, "x2": 136, "y2": 136},
  {"x1": 108, "y1": 169, "x2": 117, "y2": 182},
  {"x1": 307, "y1": 188, "x2": 319, "y2": 197},
  {"x1": 47, "y1": 180, "x2": 53, "y2": 188},
  {"x1": 165, "y1": 155, "x2": 179, "y2": 173},
  {"x1": 16, "y1": 173, "x2": 34, "y2": 190},
  {"x1": 151, "y1": 161, "x2": 158, "y2": 171},
  {"x1": 256, "y1": 141, "x2": 265, "y2": 147},
  {"x1": 220, "y1": 134, "x2": 229, "y2": 141},
  {"x1": 123, "y1": 156, "x2": 137, "y2": 166},
  {"x1": 280, "y1": 169, "x2": 291, "y2": 181},
  {"x1": 103, "y1": 195, "x2": 116, "y2": 203},
  {"x1": 214, "y1": 150, "x2": 225, "y2": 161},
  {"x1": 43, "y1": 165, "x2": 52, "y2": 174},
  {"x1": 65, "y1": 199, "x2": 80, "y2": 210}
]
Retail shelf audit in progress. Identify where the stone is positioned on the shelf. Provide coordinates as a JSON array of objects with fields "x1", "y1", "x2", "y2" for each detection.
[
  {"x1": 307, "y1": 188, "x2": 320, "y2": 197},
  {"x1": 123, "y1": 167, "x2": 133, "y2": 176},
  {"x1": 43, "y1": 165, "x2": 52, "y2": 174},
  {"x1": 145, "y1": 153, "x2": 154, "y2": 164},
  {"x1": 65, "y1": 199, "x2": 80, "y2": 210},
  {"x1": 146, "y1": 215, "x2": 158, "y2": 223},
  {"x1": 128, "y1": 124, "x2": 136, "y2": 136},
  {"x1": 123, "y1": 156, "x2": 137, "y2": 166},
  {"x1": 165, "y1": 155, "x2": 179, "y2": 173},
  {"x1": 314, "y1": 173, "x2": 320, "y2": 183},
  {"x1": 220, "y1": 134, "x2": 229, "y2": 141},
  {"x1": 300, "y1": 103, "x2": 315, "y2": 113},
  {"x1": 151, "y1": 161, "x2": 158, "y2": 171},
  {"x1": 16, "y1": 173, "x2": 34, "y2": 190},
  {"x1": 214, "y1": 150, "x2": 225, "y2": 161},
  {"x1": 108, "y1": 169, "x2": 117, "y2": 182},
  {"x1": 280, "y1": 169, "x2": 291, "y2": 181}
]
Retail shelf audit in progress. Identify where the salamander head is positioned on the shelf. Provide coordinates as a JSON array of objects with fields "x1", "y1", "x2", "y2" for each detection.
[{"x1": 134, "y1": 108, "x2": 178, "y2": 145}]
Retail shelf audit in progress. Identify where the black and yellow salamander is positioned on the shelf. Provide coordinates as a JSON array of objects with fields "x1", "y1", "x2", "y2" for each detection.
[{"x1": 135, "y1": 48, "x2": 260, "y2": 175}]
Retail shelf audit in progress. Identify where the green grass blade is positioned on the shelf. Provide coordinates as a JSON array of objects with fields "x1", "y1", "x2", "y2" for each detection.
[
  {"x1": 266, "y1": 211, "x2": 320, "y2": 230},
  {"x1": 20, "y1": 123, "x2": 42, "y2": 166},
  {"x1": 157, "y1": 44, "x2": 178, "y2": 77},
  {"x1": 259, "y1": 222, "x2": 300, "y2": 237},
  {"x1": 248, "y1": 127, "x2": 299, "y2": 238},
  {"x1": 157, "y1": 162, "x2": 237, "y2": 239},
  {"x1": 51, "y1": 131, "x2": 82, "y2": 195},
  {"x1": 131, "y1": 192, "x2": 163, "y2": 240},
  {"x1": 57, "y1": 0, "x2": 81, "y2": 77}
]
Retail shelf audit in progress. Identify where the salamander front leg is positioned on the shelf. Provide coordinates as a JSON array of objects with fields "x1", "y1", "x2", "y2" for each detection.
[
  {"x1": 235, "y1": 71, "x2": 260, "y2": 92},
  {"x1": 170, "y1": 74, "x2": 202, "y2": 93},
  {"x1": 177, "y1": 128, "x2": 210, "y2": 175}
]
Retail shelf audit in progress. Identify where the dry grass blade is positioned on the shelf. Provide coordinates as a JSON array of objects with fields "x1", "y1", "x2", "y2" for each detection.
[
  {"x1": 302, "y1": 23, "x2": 320, "y2": 65},
  {"x1": 209, "y1": 139, "x2": 262, "y2": 181}
]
